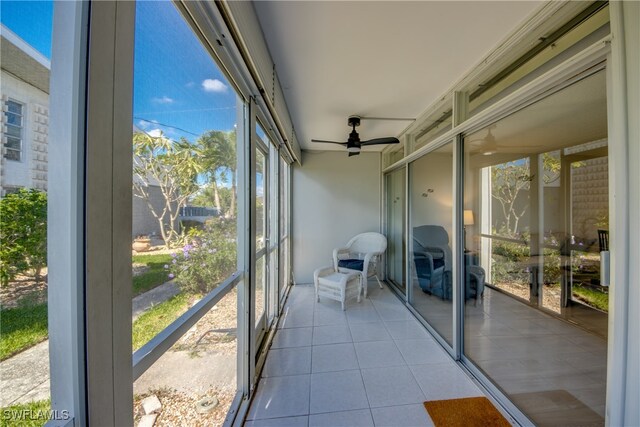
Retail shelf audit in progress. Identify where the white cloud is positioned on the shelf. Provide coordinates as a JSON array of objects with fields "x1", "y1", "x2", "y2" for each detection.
[
  {"x1": 202, "y1": 78, "x2": 228, "y2": 93},
  {"x1": 151, "y1": 96, "x2": 174, "y2": 104},
  {"x1": 147, "y1": 129, "x2": 163, "y2": 138},
  {"x1": 137, "y1": 119, "x2": 159, "y2": 129}
]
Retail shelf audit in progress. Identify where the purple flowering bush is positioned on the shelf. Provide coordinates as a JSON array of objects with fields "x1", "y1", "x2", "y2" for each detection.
[{"x1": 168, "y1": 219, "x2": 236, "y2": 294}]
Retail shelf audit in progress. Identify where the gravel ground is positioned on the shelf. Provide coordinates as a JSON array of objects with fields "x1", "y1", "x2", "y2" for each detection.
[
  {"x1": 134, "y1": 386, "x2": 235, "y2": 427},
  {"x1": 133, "y1": 287, "x2": 241, "y2": 426},
  {"x1": 493, "y1": 281, "x2": 561, "y2": 313},
  {"x1": 0, "y1": 275, "x2": 47, "y2": 309},
  {"x1": 176, "y1": 288, "x2": 239, "y2": 355}
]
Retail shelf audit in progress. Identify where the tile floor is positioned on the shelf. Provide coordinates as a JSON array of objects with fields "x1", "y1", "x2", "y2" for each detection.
[
  {"x1": 408, "y1": 282, "x2": 606, "y2": 426},
  {"x1": 245, "y1": 284, "x2": 484, "y2": 426}
]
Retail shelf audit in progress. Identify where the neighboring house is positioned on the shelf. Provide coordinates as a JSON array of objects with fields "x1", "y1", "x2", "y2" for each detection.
[
  {"x1": 132, "y1": 167, "x2": 179, "y2": 239},
  {"x1": 0, "y1": 24, "x2": 50, "y2": 196},
  {"x1": 132, "y1": 177, "x2": 172, "y2": 238},
  {"x1": 132, "y1": 171, "x2": 219, "y2": 237},
  {"x1": 0, "y1": 25, "x2": 166, "y2": 239}
]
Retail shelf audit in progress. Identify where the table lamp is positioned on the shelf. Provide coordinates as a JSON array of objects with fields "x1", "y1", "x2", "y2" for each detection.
[{"x1": 464, "y1": 210, "x2": 474, "y2": 252}]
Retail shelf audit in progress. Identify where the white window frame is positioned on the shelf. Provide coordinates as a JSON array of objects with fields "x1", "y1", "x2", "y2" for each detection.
[
  {"x1": 4, "y1": 99, "x2": 24, "y2": 162},
  {"x1": 46, "y1": 0, "x2": 293, "y2": 425}
]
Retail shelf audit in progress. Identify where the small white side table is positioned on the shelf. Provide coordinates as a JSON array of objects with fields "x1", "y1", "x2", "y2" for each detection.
[{"x1": 313, "y1": 266, "x2": 361, "y2": 310}]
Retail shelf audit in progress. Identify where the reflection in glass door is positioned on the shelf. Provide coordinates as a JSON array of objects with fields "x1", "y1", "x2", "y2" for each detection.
[
  {"x1": 408, "y1": 143, "x2": 454, "y2": 346},
  {"x1": 463, "y1": 69, "x2": 608, "y2": 426},
  {"x1": 385, "y1": 168, "x2": 405, "y2": 293}
]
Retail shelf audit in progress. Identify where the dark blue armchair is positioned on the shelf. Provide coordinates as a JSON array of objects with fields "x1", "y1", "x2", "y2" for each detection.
[{"x1": 412, "y1": 225, "x2": 452, "y2": 299}]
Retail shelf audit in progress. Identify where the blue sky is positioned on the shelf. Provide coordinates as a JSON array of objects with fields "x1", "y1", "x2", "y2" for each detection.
[
  {"x1": 1, "y1": 1, "x2": 53, "y2": 59},
  {"x1": 133, "y1": 1, "x2": 237, "y2": 143},
  {"x1": 1, "y1": 0, "x2": 237, "y2": 145}
]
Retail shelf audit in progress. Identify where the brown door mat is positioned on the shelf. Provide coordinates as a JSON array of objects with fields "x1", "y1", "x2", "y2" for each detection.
[{"x1": 423, "y1": 396, "x2": 511, "y2": 427}]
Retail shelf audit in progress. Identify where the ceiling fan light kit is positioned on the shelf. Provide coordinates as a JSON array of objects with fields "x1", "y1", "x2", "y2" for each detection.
[{"x1": 311, "y1": 115, "x2": 400, "y2": 157}]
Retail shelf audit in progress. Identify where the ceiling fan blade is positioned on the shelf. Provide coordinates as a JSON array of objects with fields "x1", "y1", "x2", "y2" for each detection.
[
  {"x1": 360, "y1": 137, "x2": 400, "y2": 146},
  {"x1": 311, "y1": 139, "x2": 347, "y2": 146},
  {"x1": 348, "y1": 151, "x2": 360, "y2": 157}
]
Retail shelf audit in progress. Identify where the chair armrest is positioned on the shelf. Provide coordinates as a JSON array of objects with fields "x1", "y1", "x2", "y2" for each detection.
[
  {"x1": 361, "y1": 252, "x2": 374, "y2": 277},
  {"x1": 314, "y1": 265, "x2": 335, "y2": 286},
  {"x1": 333, "y1": 247, "x2": 350, "y2": 270},
  {"x1": 413, "y1": 251, "x2": 435, "y2": 271}
]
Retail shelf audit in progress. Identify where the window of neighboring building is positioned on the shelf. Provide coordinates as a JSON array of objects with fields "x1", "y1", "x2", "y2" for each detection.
[
  {"x1": 4, "y1": 99, "x2": 24, "y2": 161},
  {"x1": 1, "y1": 185, "x2": 22, "y2": 197}
]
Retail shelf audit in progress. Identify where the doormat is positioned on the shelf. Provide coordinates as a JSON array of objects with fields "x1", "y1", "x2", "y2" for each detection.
[{"x1": 423, "y1": 396, "x2": 511, "y2": 427}]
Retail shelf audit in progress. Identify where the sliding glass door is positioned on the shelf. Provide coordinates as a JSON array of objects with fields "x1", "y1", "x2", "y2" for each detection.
[
  {"x1": 462, "y1": 69, "x2": 608, "y2": 426},
  {"x1": 254, "y1": 126, "x2": 269, "y2": 342},
  {"x1": 385, "y1": 167, "x2": 406, "y2": 294},
  {"x1": 408, "y1": 143, "x2": 454, "y2": 346}
]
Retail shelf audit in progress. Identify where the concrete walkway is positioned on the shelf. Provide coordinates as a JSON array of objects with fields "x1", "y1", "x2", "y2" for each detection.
[
  {"x1": 0, "y1": 341, "x2": 50, "y2": 407},
  {"x1": 132, "y1": 281, "x2": 180, "y2": 321},
  {"x1": 0, "y1": 280, "x2": 180, "y2": 407}
]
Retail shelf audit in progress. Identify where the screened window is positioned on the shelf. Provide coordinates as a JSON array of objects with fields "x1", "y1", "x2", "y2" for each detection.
[{"x1": 4, "y1": 100, "x2": 23, "y2": 161}]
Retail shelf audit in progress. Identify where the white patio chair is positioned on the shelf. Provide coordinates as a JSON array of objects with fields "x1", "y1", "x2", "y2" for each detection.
[{"x1": 333, "y1": 232, "x2": 387, "y2": 298}]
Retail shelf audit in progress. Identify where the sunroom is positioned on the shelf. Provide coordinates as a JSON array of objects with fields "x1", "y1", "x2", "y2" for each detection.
[{"x1": 0, "y1": 1, "x2": 637, "y2": 426}]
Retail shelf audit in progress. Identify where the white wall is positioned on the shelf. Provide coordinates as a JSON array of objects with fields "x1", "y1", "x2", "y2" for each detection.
[
  {"x1": 292, "y1": 151, "x2": 381, "y2": 283},
  {"x1": 410, "y1": 151, "x2": 454, "y2": 237},
  {"x1": 1, "y1": 71, "x2": 49, "y2": 192}
]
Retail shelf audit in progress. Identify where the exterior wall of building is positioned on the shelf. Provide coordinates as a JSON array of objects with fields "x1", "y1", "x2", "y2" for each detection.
[
  {"x1": 0, "y1": 71, "x2": 49, "y2": 195},
  {"x1": 132, "y1": 185, "x2": 176, "y2": 238},
  {"x1": 572, "y1": 156, "x2": 608, "y2": 241}
]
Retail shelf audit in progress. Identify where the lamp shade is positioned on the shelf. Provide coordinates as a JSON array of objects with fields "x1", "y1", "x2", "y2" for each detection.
[{"x1": 464, "y1": 210, "x2": 475, "y2": 226}]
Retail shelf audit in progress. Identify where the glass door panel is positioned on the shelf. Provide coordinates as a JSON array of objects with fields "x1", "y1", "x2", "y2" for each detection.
[
  {"x1": 130, "y1": 2, "x2": 241, "y2": 422},
  {"x1": 463, "y1": 69, "x2": 608, "y2": 426},
  {"x1": 385, "y1": 168, "x2": 405, "y2": 293},
  {"x1": 278, "y1": 158, "x2": 290, "y2": 303},
  {"x1": 254, "y1": 142, "x2": 267, "y2": 332},
  {"x1": 267, "y1": 143, "x2": 279, "y2": 325},
  {"x1": 408, "y1": 143, "x2": 454, "y2": 346}
]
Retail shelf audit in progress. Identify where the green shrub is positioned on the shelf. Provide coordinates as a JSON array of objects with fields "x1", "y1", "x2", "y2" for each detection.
[
  {"x1": 492, "y1": 240, "x2": 563, "y2": 286},
  {"x1": 492, "y1": 239, "x2": 530, "y2": 286},
  {"x1": 169, "y1": 218, "x2": 236, "y2": 294},
  {"x1": 542, "y1": 248, "x2": 562, "y2": 284},
  {"x1": 0, "y1": 190, "x2": 47, "y2": 285}
]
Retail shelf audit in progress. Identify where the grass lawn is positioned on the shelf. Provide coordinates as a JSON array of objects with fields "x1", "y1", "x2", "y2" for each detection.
[
  {"x1": 0, "y1": 400, "x2": 51, "y2": 427},
  {"x1": 573, "y1": 285, "x2": 609, "y2": 312},
  {"x1": 0, "y1": 254, "x2": 172, "y2": 360},
  {"x1": 132, "y1": 293, "x2": 192, "y2": 351},
  {"x1": 132, "y1": 253, "x2": 173, "y2": 297},
  {"x1": 0, "y1": 304, "x2": 48, "y2": 361}
]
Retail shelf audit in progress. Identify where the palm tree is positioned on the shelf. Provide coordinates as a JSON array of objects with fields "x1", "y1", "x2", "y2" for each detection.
[
  {"x1": 198, "y1": 130, "x2": 237, "y2": 218},
  {"x1": 133, "y1": 131, "x2": 202, "y2": 247}
]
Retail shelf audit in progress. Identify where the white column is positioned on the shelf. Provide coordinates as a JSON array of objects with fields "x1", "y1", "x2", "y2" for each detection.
[
  {"x1": 47, "y1": 2, "x2": 89, "y2": 424},
  {"x1": 608, "y1": 2, "x2": 639, "y2": 426},
  {"x1": 83, "y1": 1, "x2": 135, "y2": 424}
]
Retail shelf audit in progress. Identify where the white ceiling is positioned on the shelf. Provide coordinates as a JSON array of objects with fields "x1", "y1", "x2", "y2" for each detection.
[
  {"x1": 466, "y1": 70, "x2": 607, "y2": 157},
  {"x1": 254, "y1": 1, "x2": 542, "y2": 153}
]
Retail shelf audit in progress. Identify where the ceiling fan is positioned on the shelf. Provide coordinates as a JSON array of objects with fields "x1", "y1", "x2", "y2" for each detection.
[
  {"x1": 467, "y1": 126, "x2": 540, "y2": 156},
  {"x1": 311, "y1": 116, "x2": 400, "y2": 157}
]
